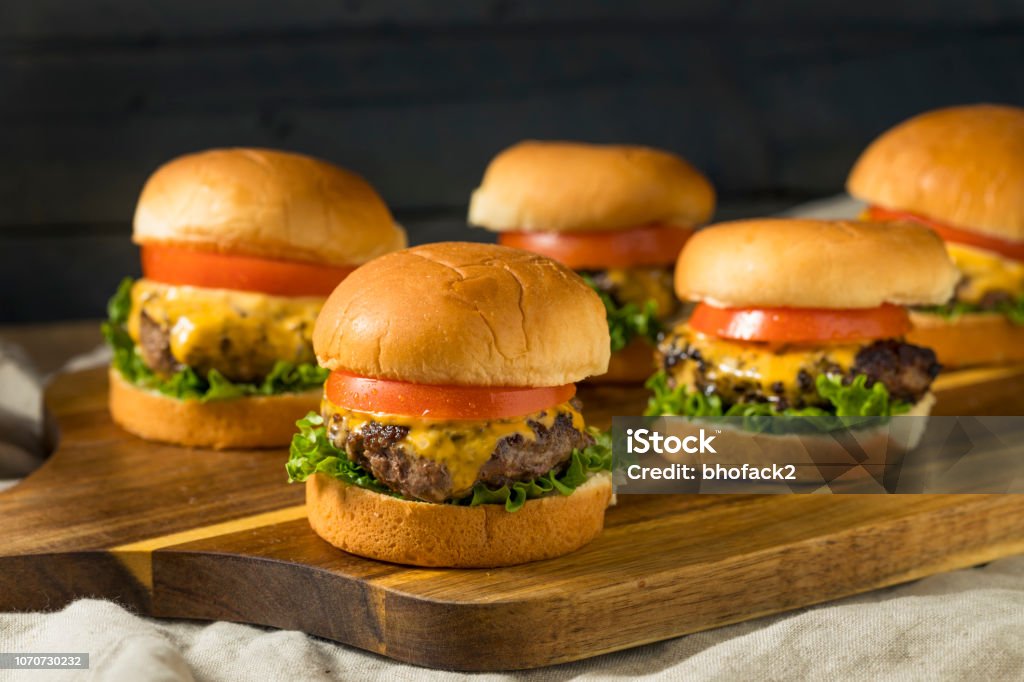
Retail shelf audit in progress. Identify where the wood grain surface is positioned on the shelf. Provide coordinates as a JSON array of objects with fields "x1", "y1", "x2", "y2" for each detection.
[{"x1": 1, "y1": 366, "x2": 1023, "y2": 671}]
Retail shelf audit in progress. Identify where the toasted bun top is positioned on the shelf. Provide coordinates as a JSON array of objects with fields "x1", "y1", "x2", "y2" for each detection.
[
  {"x1": 675, "y1": 219, "x2": 959, "y2": 309},
  {"x1": 468, "y1": 141, "x2": 715, "y2": 233},
  {"x1": 313, "y1": 242, "x2": 611, "y2": 386},
  {"x1": 847, "y1": 104, "x2": 1024, "y2": 241},
  {"x1": 133, "y1": 148, "x2": 407, "y2": 266}
]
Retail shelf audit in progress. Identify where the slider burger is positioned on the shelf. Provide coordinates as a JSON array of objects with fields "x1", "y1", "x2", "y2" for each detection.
[
  {"x1": 647, "y1": 219, "x2": 959, "y2": 421},
  {"x1": 286, "y1": 242, "x2": 613, "y2": 567},
  {"x1": 468, "y1": 141, "x2": 715, "y2": 382},
  {"x1": 103, "y1": 148, "x2": 406, "y2": 448},
  {"x1": 848, "y1": 104, "x2": 1024, "y2": 367}
]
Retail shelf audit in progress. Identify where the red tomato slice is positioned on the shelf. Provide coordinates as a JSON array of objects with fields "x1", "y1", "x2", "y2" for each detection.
[
  {"x1": 498, "y1": 225, "x2": 693, "y2": 269},
  {"x1": 688, "y1": 303, "x2": 911, "y2": 343},
  {"x1": 867, "y1": 206, "x2": 1024, "y2": 263},
  {"x1": 325, "y1": 371, "x2": 576, "y2": 420},
  {"x1": 141, "y1": 244, "x2": 354, "y2": 297}
]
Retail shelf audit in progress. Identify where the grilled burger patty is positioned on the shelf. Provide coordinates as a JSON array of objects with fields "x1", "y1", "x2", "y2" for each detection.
[
  {"x1": 582, "y1": 266, "x2": 679, "y2": 319},
  {"x1": 853, "y1": 340, "x2": 940, "y2": 402},
  {"x1": 127, "y1": 279, "x2": 320, "y2": 382},
  {"x1": 658, "y1": 326, "x2": 939, "y2": 409},
  {"x1": 138, "y1": 310, "x2": 183, "y2": 376},
  {"x1": 325, "y1": 401, "x2": 592, "y2": 503}
]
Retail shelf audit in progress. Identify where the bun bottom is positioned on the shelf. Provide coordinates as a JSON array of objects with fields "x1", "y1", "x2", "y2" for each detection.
[
  {"x1": 589, "y1": 338, "x2": 656, "y2": 384},
  {"x1": 108, "y1": 367, "x2": 320, "y2": 449},
  {"x1": 306, "y1": 472, "x2": 613, "y2": 567},
  {"x1": 908, "y1": 311, "x2": 1024, "y2": 368}
]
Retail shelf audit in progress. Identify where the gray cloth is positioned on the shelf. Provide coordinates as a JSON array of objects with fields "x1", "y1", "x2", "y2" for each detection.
[
  {"x1": 0, "y1": 340, "x2": 49, "y2": 479},
  {"x1": 0, "y1": 340, "x2": 109, "y2": 484},
  {"x1": 2, "y1": 556, "x2": 1023, "y2": 681}
]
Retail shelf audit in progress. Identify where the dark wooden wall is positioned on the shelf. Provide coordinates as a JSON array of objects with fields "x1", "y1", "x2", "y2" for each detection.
[{"x1": 3, "y1": 1, "x2": 1024, "y2": 322}]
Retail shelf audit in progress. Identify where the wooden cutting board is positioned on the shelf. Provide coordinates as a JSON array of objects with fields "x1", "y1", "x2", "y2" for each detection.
[{"x1": 2, "y1": 366, "x2": 1024, "y2": 671}]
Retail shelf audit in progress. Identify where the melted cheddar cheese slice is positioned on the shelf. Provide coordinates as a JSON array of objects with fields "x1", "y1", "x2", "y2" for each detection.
[
  {"x1": 946, "y1": 243, "x2": 1024, "y2": 303},
  {"x1": 323, "y1": 400, "x2": 585, "y2": 496},
  {"x1": 127, "y1": 279, "x2": 322, "y2": 381},
  {"x1": 665, "y1": 327, "x2": 860, "y2": 405}
]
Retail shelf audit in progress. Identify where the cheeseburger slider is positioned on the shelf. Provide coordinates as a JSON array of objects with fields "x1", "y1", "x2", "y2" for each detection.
[
  {"x1": 286, "y1": 242, "x2": 613, "y2": 567},
  {"x1": 647, "y1": 219, "x2": 959, "y2": 420},
  {"x1": 848, "y1": 104, "x2": 1024, "y2": 367},
  {"x1": 468, "y1": 141, "x2": 715, "y2": 382},
  {"x1": 103, "y1": 148, "x2": 406, "y2": 449}
]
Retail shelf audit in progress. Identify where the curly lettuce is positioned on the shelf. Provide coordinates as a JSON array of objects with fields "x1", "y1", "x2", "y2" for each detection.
[
  {"x1": 814, "y1": 373, "x2": 910, "y2": 417},
  {"x1": 582, "y1": 275, "x2": 661, "y2": 352},
  {"x1": 285, "y1": 413, "x2": 612, "y2": 513},
  {"x1": 286, "y1": 413, "x2": 395, "y2": 494},
  {"x1": 102, "y1": 277, "x2": 328, "y2": 402},
  {"x1": 644, "y1": 370, "x2": 910, "y2": 426},
  {"x1": 463, "y1": 430, "x2": 612, "y2": 511}
]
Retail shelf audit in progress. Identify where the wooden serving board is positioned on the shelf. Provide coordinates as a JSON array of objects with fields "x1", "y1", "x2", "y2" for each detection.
[{"x1": 2, "y1": 366, "x2": 1024, "y2": 671}]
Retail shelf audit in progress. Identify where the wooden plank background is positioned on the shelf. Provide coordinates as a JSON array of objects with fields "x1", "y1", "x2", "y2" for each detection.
[{"x1": 2, "y1": 1, "x2": 1023, "y2": 322}]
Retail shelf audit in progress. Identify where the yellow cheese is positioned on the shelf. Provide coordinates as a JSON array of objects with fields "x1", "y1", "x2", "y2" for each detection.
[
  {"x1": 128, "y1": 279, "x2": 322, "y2": 381},
  {"x1": 946, "y1": 243, "x2": 1024, "y2": 303},
  {"x1": 665, "y1": 327, "x2": 859, "y2": 405},
  {"x1": 322, "y1": 400, "x2": 585, "y2": 496}
]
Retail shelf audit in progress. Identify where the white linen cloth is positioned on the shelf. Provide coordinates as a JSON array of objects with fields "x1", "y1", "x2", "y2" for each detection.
[{"x1": 3, "y1": 195, "x2": 1023, "y2": 681}]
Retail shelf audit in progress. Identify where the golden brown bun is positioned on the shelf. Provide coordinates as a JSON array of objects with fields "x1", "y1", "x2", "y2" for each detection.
[
  {"x1": 847, "y1": 104, "x2": 1024, "y2": 241},
  {"x1": 908, "y1": 311, "x2": 1024, "y2": 368},
  {"x1": 675, "y1": 218, "x2": 959, "y2": 308},
  {"x1": 314, "y1": 242, "x2": 610, "y2": 386},
  {"x1": 108, "y1": 367, "x2": 319, "y2": 449},
  {"x1": 133, "y1": 148, "x2": 407, "y2": 266},
  {"x1": 468, "y1": 141, "x2": 715, "y2": 232},
  {"x1": 306, "y1": 471, "x2": 612, "y2": 567},
  {"x1": 588, "y1": 337, "x2": 657, "y2": 384}
]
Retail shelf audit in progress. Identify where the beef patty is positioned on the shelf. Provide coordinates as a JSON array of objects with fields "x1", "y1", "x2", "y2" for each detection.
[
  {"x1": 327, "y1": 407, "x2": 593, "y2": 503},
  {"x1": 138, "y1": 311, "x2": 183, "y2": 376},
  {"x1": 659, "y1": 334, "x2": 939, "y2": 410},
  {"x1": 852, "y1": 339, "x2": 940, "y2": 404}
]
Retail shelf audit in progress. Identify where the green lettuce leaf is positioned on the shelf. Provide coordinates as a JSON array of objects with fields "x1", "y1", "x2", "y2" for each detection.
[
  {"x1": 285, "y1": 413, "x2": 612, "y2": 513},
  {"x1": 814, "y1": 373, "x2": 910, "y2": 417},
  {"x1": 644, "y1": 371, "x2": 723, "y2": 417},
  {"x1": 102, "y1": 277, "x2": 328, "y2": 402},
  {"x1": 462, "y1": 429, "x2": 613, "y2": 511},
  {"x1": 107, "y1": 276, "x2": 134, "y2": 325},
  {"x1": 582, "y1": 275, "x2": 661, "y2": 352},
  {"x1": 285, "y1": 412, "x2": 394, "y2": 494},
  {"x1": 644, "y1": 370, "x2": 910, "y2": 423},
  {"x1": 918, "y1": 296, "x2": 1024, "y2": 326}
]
